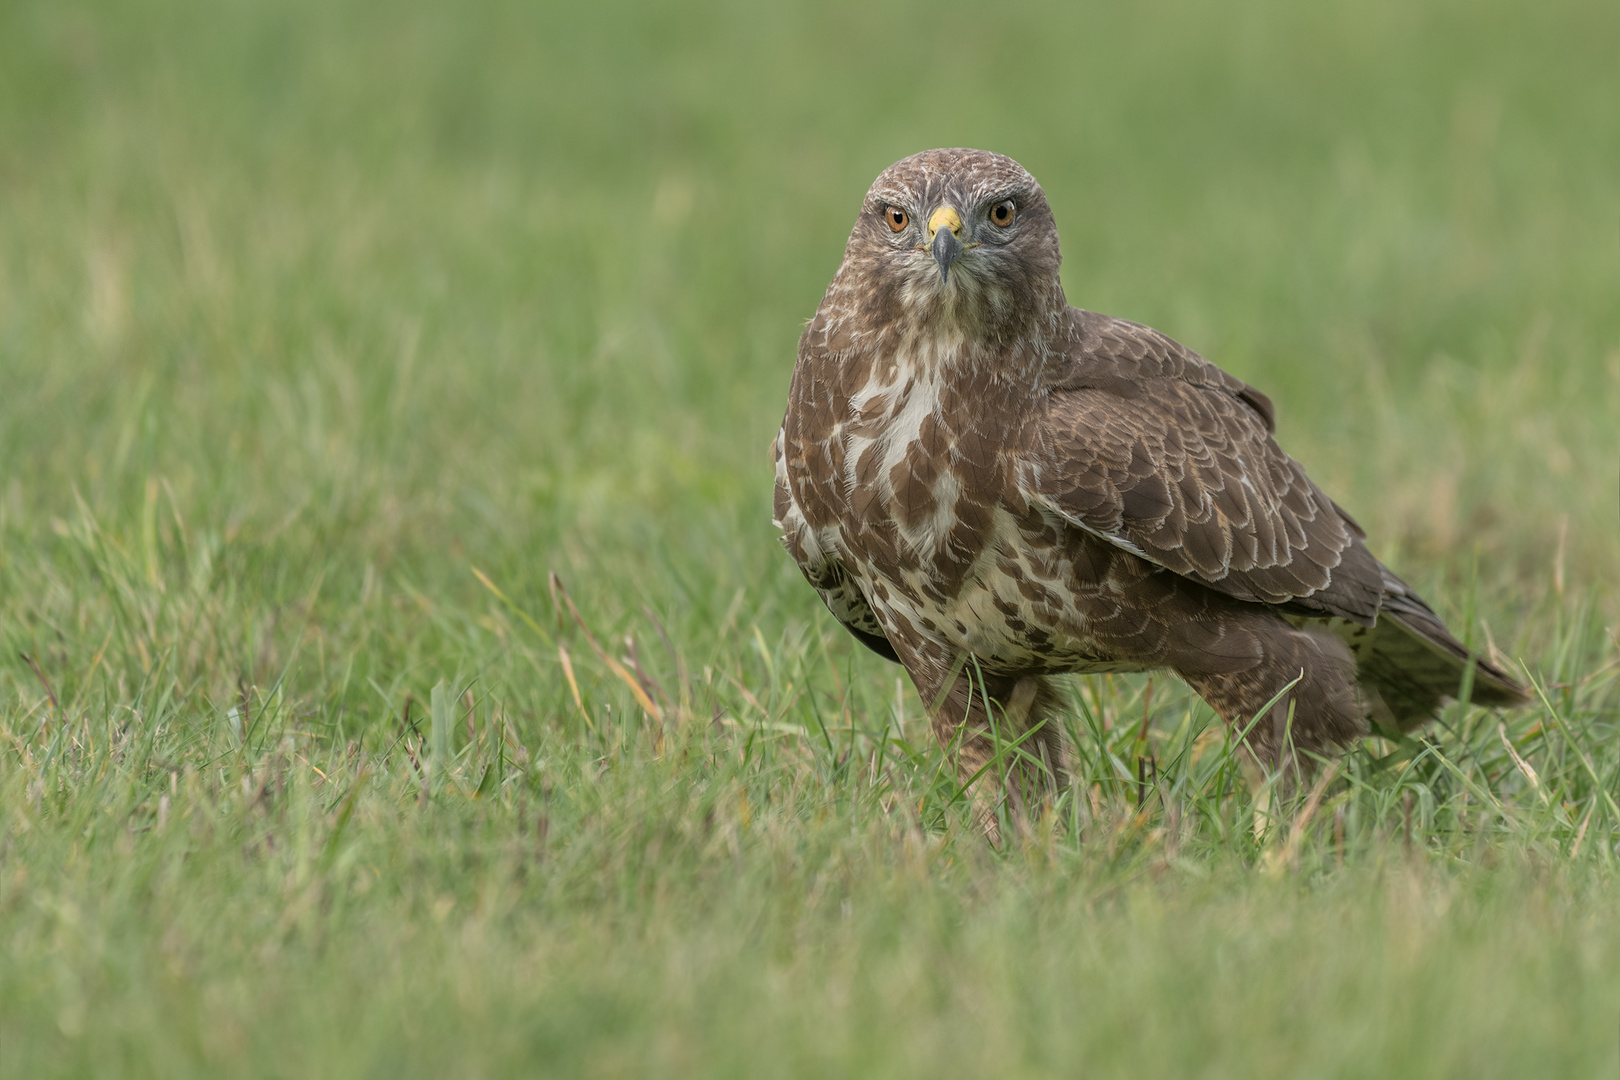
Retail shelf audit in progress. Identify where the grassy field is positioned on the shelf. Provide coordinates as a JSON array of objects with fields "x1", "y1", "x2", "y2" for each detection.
[{"x1": 3, "y1": 0, "x2": 1618, "y2": 1075}]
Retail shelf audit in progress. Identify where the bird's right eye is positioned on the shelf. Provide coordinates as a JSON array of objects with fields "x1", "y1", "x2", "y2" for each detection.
[{"x1": 885, "y1": 206, "x2": 909, "y2": 233}]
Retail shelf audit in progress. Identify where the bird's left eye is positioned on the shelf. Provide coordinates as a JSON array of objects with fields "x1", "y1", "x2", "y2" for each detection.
[{"x1": 989, "y1": 200, "x2": 1016, "y2": 227}]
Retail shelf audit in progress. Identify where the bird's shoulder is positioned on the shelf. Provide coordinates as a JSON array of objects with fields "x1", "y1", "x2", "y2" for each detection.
[
  {"x1": 1040, "y1": 308, "x2": 1277, "y2": 433},
  {"x1": 1023, "y1": 307, "x2": 1383, "y2": 622}
]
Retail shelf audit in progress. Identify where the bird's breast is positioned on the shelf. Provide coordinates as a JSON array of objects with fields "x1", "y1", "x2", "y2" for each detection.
[{"x1": 851, "y1": 504, "x2": 1139, "y2": 674}]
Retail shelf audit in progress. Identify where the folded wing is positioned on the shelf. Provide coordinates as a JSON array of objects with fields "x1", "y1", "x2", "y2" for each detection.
[{"x1": 1025, "y1": 309, "x2": 1386, "y2": 624}]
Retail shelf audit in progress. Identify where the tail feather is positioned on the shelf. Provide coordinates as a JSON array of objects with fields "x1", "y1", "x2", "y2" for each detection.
[{"x1": 1352, "y1": 572, "x2": 1529, "y2": 733}]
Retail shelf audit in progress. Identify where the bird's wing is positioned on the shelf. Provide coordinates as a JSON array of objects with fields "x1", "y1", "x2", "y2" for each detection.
[
  {"x1": 1023, "y1": 309, "x2": 1385, "y2": 623},
  {"x1": 772, "y1": 429, "x2": 899, "y2": 663}
]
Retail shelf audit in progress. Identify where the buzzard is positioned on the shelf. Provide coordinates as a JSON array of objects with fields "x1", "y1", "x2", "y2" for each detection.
[{"x1": 772, "y1": 148, "x2": 1527, "y2": 825}]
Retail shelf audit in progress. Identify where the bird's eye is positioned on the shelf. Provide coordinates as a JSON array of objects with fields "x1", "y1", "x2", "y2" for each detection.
[
  {"x1": 885, "y1": 206, "x2": 909, "y2": 233},
  {"x1": 989, "y1": 200, "x2": 1016, "y2": 227}
]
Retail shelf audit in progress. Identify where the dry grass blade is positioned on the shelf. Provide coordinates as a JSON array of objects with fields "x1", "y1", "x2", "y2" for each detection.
[
  {"x1": 471, "y1": 566, "x2": 555, "y2": 645},
  {"x1": 641, "y1": 604, "x2": 690, "y2": 711},
  {"x1": 1569, "y1": 799, "x2": 1596, "y2": 859},
  {"x1": 19, "y1": 653, "x2": 60, "y2": 719},
  {"x1": 548, "y1": 572, "x2": 663, "y2": 722},
  {"x1": 556, "y1": 644, "x2": 593, "y2": 730},
  {"x1": 624, "y1": 635, "x2": 670, "y2": 713},
  {"x1": 721, "y1": 668, "x2": 768, "y2": 717},
  {"x1": 1498, "y1": 722, "x2": 1548, "y2": 806},
  {"x1": 79, "y1": 628, "x2": 114, "y2": 702},
  {"x1": 1268, "y1": 761, "x2": 1342, "y2": 874}
]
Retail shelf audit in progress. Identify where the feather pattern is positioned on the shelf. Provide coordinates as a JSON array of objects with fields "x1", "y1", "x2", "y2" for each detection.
[{"x1": 1027, "y1": 309, "x2": 1387, "y2": 623}]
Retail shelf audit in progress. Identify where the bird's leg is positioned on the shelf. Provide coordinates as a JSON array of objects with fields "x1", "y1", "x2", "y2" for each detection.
[
  {"x1": 1173, "y1": 619, "x2": 1368, "y2": 842},
  {"x1": 910, "y1": 655, "x2": 1069, "y2": 843},
  {"x1": 1179, "y1": 667, "x2": 1305, "y2": 845}
]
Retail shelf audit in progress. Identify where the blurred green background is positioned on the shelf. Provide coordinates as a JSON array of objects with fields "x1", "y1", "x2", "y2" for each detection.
[
  {"x1": 2, "y1": 0, "x2": 1618, "y2": 1075},
  {"x1": 4, "y1": 0, "x2": 1616, "y2": 604}
]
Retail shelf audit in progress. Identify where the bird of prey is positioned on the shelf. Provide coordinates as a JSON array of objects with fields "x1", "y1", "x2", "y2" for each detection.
[{"x1": 772, "y1": 148, "x2": 1526, "y2": 824}]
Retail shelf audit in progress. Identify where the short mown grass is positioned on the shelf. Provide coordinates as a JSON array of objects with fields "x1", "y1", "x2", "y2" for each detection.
[{"x1": 3, "y1": 0, "x2": 1618, "y2": 1075}]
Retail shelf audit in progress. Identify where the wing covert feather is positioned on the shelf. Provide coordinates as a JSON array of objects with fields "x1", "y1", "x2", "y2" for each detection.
[{"x1": 1027, "y1": 310, "x2": 1383, "y2": 623}]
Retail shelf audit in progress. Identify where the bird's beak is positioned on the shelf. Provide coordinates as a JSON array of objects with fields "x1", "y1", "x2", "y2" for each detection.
[{"x1": 928, "y1": 206, "x2": 963, "y2": 283}]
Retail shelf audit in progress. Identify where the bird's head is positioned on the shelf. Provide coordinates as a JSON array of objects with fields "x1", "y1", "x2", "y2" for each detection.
[{"x1": 843, "y1": 148, "x2": 1064, "y2": 338}]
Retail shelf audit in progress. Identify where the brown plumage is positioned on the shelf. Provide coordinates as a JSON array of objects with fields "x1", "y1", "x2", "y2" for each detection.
[{"x1": 772, "y1": 148, "x2": 1526, "y2": 827}]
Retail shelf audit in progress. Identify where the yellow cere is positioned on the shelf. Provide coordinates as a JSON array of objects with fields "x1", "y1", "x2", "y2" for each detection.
[{"x1": 927, "y1": 206, "x2": 962, "y2": 237}]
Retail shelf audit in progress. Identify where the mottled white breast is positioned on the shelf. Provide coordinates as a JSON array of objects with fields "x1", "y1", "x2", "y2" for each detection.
[
  {"x1": 839, "y1": 331, "x2": 969, "y2": 558},
  {"x1": 858, "y1": 504, "x2": 1141, "y2": 674}
]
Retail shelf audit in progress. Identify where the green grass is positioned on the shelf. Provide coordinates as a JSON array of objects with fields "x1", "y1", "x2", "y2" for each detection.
[{"x1": 3, "y1": 0, "x2": 1619, "y2": 1075}]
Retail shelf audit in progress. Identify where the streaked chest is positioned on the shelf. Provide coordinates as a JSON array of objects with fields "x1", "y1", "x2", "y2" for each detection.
[{"x1": 796, "y1": 337, "x2": 1027, "y2": 580}]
